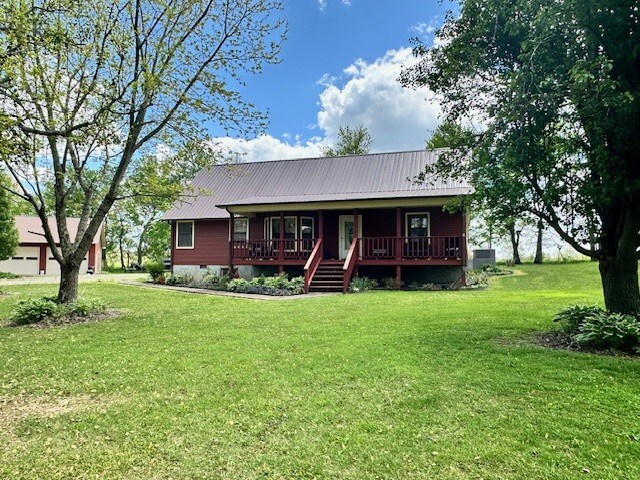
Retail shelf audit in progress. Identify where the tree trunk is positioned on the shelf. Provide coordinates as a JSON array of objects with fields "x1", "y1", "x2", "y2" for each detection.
[
  {"x1": 508, "y1": 223, "x2": 522, "y2": 265},
  {"x1": 534, "y1": 219, "x2": 543, "y2": 264},
  {"x1": 57, "y1": 263, "x2": 81, "y2": 304},
  {"x1": 119, "y1": 236, "x2": 125, "y2": 269},
  {"x1": 599, "y1": 256, "x2": 640, "y2": 315},
  {"x1": 598, "y1": 202, "x2": 640, "y2": 315},
  {"x1": 137, "y1": 235, "x2": 144, "y2": 265}
]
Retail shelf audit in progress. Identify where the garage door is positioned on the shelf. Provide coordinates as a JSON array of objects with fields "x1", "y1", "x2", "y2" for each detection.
[
  {"x1": 46, "y1": 248, "x2": 88, "y2": 275},
  {"x1": 0, "y1": 246, "x2": 40, "y2": 276}
]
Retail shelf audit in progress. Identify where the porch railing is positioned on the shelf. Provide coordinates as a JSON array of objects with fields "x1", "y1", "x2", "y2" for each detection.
[
  {"x1": 231, "y1": 238, "x2": 317, "y2": 261},
  {"x1": 342, "y1": 237, "x2": 359, "y2": 293},
  {"x1": 231, "y1": 236, "x2": 465, "y2": 262},
  {"x1": 358, "y1": 236, "x2": 465, "y2": 260},
  {"x1": 303, "y1": 239, "x2": 323, "y2": 293}
]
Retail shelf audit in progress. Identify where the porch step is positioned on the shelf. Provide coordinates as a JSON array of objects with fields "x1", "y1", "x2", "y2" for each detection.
[{"x1": 309, "y1": 261, "x2": 345, "y2": 292}]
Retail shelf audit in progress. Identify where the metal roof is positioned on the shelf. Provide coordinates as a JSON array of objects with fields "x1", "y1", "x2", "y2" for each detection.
[{"x1": 162, "y1": 149, "x2": 472, "y2": 220}]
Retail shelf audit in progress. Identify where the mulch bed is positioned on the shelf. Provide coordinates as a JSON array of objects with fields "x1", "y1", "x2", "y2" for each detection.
[
  {"x1": 534, "y1": 330, "x2": 639, "y2": 358},
  {"x1": 5, "y1": 309, "x2": 120, "y2": 329}
]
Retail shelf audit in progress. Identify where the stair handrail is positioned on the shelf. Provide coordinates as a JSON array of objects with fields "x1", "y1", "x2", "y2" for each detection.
[
  {"x1": 342, "y1": 237, "x2": 359, "y2": 293},
  {"x1": 303, "y1": 238, "x2": 323, "y2": 294}
]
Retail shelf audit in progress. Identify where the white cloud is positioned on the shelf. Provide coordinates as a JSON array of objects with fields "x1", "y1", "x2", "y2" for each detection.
[
  {"x1": 210, "y1": 134, "x2": 326, "y2": 163},
  {"x1": 318, "y1": 0, "x2": 351, "y2": 11},
  {"x1": 317, "y1": 47, "x2": 441, "y2": 152},
  {"x1": 208, "y1": 47, "x2": 442, "y2": 162},
  {"x1": 315, "y1": 73, "x2": 337, "y2": 87},
  {"x1": 410, "y1": 21, "x2": 437, "y2": 37}
]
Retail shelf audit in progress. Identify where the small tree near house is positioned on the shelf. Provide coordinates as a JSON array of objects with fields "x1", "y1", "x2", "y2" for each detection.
[{"x1": 0, "y1": 0, "x2": 285, "y2": 303}]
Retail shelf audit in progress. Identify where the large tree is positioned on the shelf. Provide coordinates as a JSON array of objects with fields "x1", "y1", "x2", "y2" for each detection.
[
  {"x1": 322, "y1": 125, "x2": 372, "y2": 157},
  {"x1": 401, "y1": 0, "x2": 640, "y2": 314},
  {"x1": 0, "y1": 0, "x2": 284, "y2": 303}
]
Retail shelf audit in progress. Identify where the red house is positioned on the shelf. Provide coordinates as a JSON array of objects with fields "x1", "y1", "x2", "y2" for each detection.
[{"x1": 163, "y1": 150, "x2": 472, "y2": 292}]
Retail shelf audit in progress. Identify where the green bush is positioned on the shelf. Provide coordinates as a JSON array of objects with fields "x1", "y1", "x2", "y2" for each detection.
[
  {"x1": 165, "y1": 274, "x2": 182, "y2": 286},
  {"x1": 70, "y1": 298, "x2": 106, "y2": 317},
  {"x1": 10, "y1": 297, "x2": 61, "y2": 325},
  {"x1": 553, "y1": 305, "x2": 605, "y2": 334},
  {"x1": 481, "y1": 264, "x2": 512, "y2": 276},
  {"x1": 381, "y1": 277, "x2": 399, "y2": 290},
  {"x1": 226, "y1": 274, "x2": 303, "y2": 295},
  {"x1": 9, "y1": 296, "x2": 108, "y2": 326},
  {"x1": 573, "y1": 312, "x2": 640, "y2": 352},
  {"x1": 145, "y1": 260, "x2": 166, "y2": 282},
  {"x1": 349, "y1": 276, "x2": 377, "y2": 293},
  {"x1": 0, "y1": 271, "x2": 20, "y2": 279},
  {"x1": 264, "y1": 272, "x2": 289, "y2": 289},
  {"x1": 286, "y1": 276, "x2": 304, "y2": 294},
  {"x1": 465, "y1": 270, "x2": 488, "y2": 288}
]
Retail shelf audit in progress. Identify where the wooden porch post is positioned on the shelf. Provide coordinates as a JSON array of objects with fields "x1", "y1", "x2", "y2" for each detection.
[
  {"x1": 169, "y1": 221, "x2": 175, "y2": 275},
  {"x1": 279, "y1": 211, "x2": 285, "y2": 271},
  {"x1": 395, "y1": 207, "x2": 402, "y2": 261},
  {"x1": 395, "y1": 207, "x2": 402, "y2": 288},
  {"x1": 228, "y1": 212, "x2": 234, "y2": 277},
  {"x1": 353, "y1": 208, "x2": 359, "y2": 274},
  {"x1": 353, "y1": 208, "x2": 359, "y2": 238},
  {"x1": 318, "y1": 210, "x2": 323, "y2": 242}
]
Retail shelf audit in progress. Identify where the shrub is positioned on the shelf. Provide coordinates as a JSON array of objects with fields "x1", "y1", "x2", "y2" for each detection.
[
  {"x1": 217, "y1": 275, "x2": 230, "y2": 290},
  {"x1": 70, "y1": 298, "x2": 106, "y2": 317},
  {"x1": 165, "y1": 274, "x2": 182, "y2": 286},
  {"x1": 264, "y1": 272, "x2": 289, "y2": 289},
  {"x1": 465, "y1": 270, "x2": 488, "y2": 288},
  {"x1": 481, "y1": 264, "x2": 512, "y2": 276},
  {"x1": 9, "y1": 296, "x2": 108, "y2": 326},
  {"x1": 227, "y1": 278, "x2": 250, "y2": 292},
  {"x1": 381, "y1": 277, "x2": 399, "y2": 290},
  {"x1": 553, "y1": 305, "x2": 605, "y2": 334},
  {"x1": 145, "y1": 260, "x2": 166, "y2": 282},
  {"x1": 10, "y1": 297, "x2": 61, "y2": 325},
  {"x1": 573, "y1": 312, "x2": 640, "y2": 352},
  {"x1": 226, "y1": 274, "x2": 303, "y2": 295},
  {"x1": 286, "y1": 276, "x2": 304, "y2": 294},
  {"x1": 349, "y1": 276, "x2": 377, "y2": 293},
  {"x1": 0, "y1": 271, "x2": 20, "y2": 279}
]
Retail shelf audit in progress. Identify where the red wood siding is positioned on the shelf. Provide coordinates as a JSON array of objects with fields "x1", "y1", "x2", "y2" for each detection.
[
  {"x1": 39, "y1": 245, "x2": 46, "y2": 273},
  {"x1": 172, "y1": 219, "x2": 230, "y2": 266},
  {"x1": 88, "y1": 244, "x2": 96, "y2": 269},
  {"x1": 173, "y1": 208, "x2": 464, "y2": 266}
]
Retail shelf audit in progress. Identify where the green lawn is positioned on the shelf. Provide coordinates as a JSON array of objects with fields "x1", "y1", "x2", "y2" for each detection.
[{"x1": 0, "y1": 263, "x2": 638, "y2": 479}]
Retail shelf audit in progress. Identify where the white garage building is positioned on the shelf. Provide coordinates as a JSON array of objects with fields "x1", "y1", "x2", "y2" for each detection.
[{"x1": 0, "y1": 216, "x2": 104, "y2": 276}]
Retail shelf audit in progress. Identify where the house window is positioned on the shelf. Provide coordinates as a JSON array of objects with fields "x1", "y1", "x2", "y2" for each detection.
[
  {"x1": 300, "y1": 217, "x2": 314, "y2": 239},
  {"x1": 233, "y1": 218, "x2": 249, "y2": 241},
  {"x1": 176, "y1": 221, "x2": 194, "y2": 249},
  {"x1": 265, "y1": 216, "x2": 297, "y2": 239},
  {"x1": 405, "y1": 212, "x2": 430, "y2": 238}
]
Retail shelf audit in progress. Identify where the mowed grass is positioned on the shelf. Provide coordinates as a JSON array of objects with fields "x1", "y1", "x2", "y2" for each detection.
[{"x1": 0, "y1": 263, "x2": 638, "y2": 479}]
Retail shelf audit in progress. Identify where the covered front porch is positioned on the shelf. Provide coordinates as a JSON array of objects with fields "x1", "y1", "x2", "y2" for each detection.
[{"x1": 225, "y1": 201, "x2": 468, "y2": 293}]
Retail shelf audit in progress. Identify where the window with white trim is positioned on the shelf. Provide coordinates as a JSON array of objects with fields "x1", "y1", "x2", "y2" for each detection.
[
  {"x1": 233, "y1": 218, "x2": 249, "y2": 241},
  {"x1": 264, "y1": 216, "x2": 297, "y2": 239},
  {"x1": 300, "y1": 217, "x2": 314, "y2": 239},
  {"x1": 405, "y1": 213, "x2": 430, "y2": 238},
  {"x1": 176, "y1": 221, "x2": 194, "y2": 248}
]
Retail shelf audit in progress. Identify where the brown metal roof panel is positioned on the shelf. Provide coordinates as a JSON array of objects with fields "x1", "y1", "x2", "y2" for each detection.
[{"x1": 162, "y1": 150, "x2": 472, "y2": 220}]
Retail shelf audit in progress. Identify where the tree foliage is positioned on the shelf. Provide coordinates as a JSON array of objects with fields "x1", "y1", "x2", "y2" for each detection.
[
  {"x1": 0, "y1": 0, "x2": 285, "y2": 302},
  {"x1": 322, "y1": 125, "x2": 372, "y2": 157},
  {"x1": 401, "y1": 0, "x2": 640, "y2": 313},
  {"x1": 0, "y1": 172, "x2": 19, "y2": 261}
]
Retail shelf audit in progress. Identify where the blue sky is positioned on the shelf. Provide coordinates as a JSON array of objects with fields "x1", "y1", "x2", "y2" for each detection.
[{"x1": 213, "y1": 0, "x2": 452, "y2": 161}]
